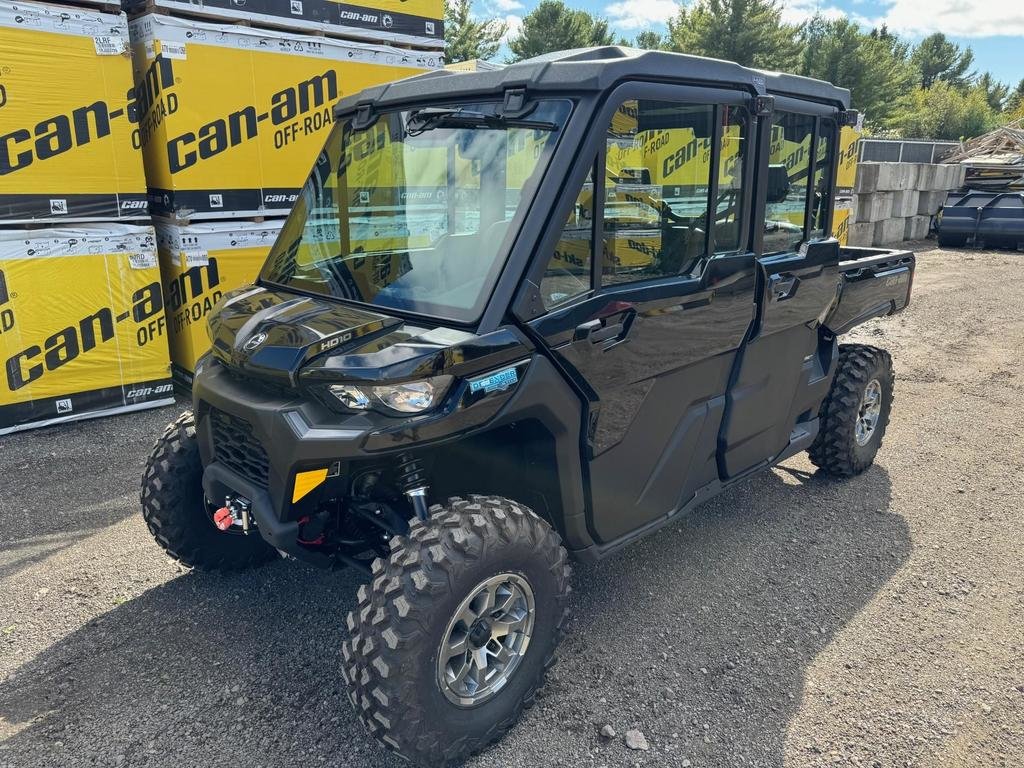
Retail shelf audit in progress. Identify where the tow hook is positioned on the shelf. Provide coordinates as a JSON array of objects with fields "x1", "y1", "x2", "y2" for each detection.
[{"x1": 213, "y1": 496, "x2": 253, "y2": 533}]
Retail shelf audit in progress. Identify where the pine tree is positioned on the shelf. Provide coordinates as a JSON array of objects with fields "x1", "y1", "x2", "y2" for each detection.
[
  {"x1": 444, "y1": 0, "x2": 506, "y2": 63},
  {"x1": 666, "y1": 0, "x2": 801, "y2": 71},
  {"x1": 507, "y1": 0, "x2": 615, "y2": 62},
  {"x1": 910, "y1": 33, "x2": 976, "y2": 90},
  {"x1": 975, "y1": 72, "x2": 1010, "y2": 112},
  {"x1": 633, "y1": 30, "x2": 664, "y2": 51},
  {"x1": 799, "y1": 15, "x2": 916, "y2": 130}
]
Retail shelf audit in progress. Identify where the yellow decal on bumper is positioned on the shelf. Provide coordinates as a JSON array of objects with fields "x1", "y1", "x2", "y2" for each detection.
[{"x1": 292, "y1": 468, "x2": 328, "y2": 503}]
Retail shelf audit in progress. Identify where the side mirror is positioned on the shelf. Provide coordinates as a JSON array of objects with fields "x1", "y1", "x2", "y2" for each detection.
[
  {"x1": 766, "y1": 164, "x2": 791, "y2": 204},
  {"x1": 839, "y1": 109, "x2": 861, "y2": 128}
]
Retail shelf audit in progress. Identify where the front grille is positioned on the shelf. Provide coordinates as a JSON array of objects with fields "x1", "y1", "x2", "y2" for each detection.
[{"x1": 209, "y1": 409, "x2": 270, "y2": 488}]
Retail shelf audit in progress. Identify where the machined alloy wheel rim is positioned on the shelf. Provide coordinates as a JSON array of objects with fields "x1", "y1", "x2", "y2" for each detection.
[
  {"x1": 855, "y1": 378, "x2": 883, "y2": 446},
  {"x1": 436, "y1": 572, "x2": 536, "y2": 707}
]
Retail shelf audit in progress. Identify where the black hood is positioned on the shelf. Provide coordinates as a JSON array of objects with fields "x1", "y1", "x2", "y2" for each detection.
[
  {"x1": 207, "y1": 285, "x2": 532, "y2": 387},
  {"x1": 208, "y1": 285, "x2": 407, "y2": 382}
]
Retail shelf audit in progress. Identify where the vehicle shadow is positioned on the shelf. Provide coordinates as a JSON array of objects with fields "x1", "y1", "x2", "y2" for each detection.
[
  {"x1": 525, "y1": 460, "x2": 908, "y2": 766},
  {"x1": 0, "y1": 460, "x2": 907, "y2": 768}
]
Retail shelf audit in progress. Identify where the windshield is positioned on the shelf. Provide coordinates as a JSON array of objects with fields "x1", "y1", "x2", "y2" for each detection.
[{"x1": 260, "y1": 99, "x2": 572, "y2": 322}]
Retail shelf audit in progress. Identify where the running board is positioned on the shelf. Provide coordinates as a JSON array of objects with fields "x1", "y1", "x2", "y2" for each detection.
[{"x1": 572, "y1": 418, "x2": 820, "y2": 563}]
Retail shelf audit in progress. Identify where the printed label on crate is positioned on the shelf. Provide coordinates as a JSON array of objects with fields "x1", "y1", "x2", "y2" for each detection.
[
  {"x1": 128, "y1": 252, "x2": 158, "y2": 269},
  {"x1": 179, "y1": 248, "x2": 209, "y2": 267},
  {"x1": 122, "y1": 0, "x2": 443, "y2": 44},
  {"x1": 93, "y1": 34, "x2": 126, "y2": 55},
  {"x1": 160, "y1": 40, "x2": 186, "y2": 59}
]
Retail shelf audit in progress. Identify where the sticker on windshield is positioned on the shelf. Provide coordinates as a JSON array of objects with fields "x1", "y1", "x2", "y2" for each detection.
[{"x1": 469, "y1": 367, "x2": 519, "y2": 395}]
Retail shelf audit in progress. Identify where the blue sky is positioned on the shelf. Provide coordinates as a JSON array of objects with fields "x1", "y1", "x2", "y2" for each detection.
[{"x1": 482, "y1": 0, "x2": 1022, "y2": 86}]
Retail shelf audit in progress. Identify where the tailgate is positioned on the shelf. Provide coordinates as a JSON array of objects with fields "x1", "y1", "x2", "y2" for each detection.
[{"x1": 826, "y1": 246, "x2": 915, "y2": 334}]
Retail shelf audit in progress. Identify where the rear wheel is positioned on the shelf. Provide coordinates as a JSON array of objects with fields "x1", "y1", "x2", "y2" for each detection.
[
  {"x1": 808, "y1": 344, "x2": 894, "y2": 477},
  {"x1": 342, "y1": 496, "x2": 570, "y2": 767},
  {"x1": 140, "y1": 411, "x2": 276, "y2": 571}
]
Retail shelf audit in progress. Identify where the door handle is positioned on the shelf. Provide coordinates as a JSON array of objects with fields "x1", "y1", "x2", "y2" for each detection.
[
  {"x1": 589, "y1": 323, "x2": 624, "y2": 343},
  {"x1": 573, "y1": 319, "x2": 601, "y2": 341},
  {"x1": 574, "y1": 308, "x2": 636, "y2": 350},
  {"x1": 769, "y1": 273, "x2": 800, "y2": 301}
]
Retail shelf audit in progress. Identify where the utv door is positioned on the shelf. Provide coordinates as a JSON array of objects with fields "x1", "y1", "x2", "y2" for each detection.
[
  {"x1": 719, "y1": 108, "x2": 842, "y2": 477},
  {"x1": 522, "y1": 85, "x2": 757, "y2": 543}
]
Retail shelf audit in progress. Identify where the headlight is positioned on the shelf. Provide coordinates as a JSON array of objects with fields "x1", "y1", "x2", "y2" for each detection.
[
  {"x1": 373, "y1": 380, "x2": 439, "y2": 413},
  {"x1": 328, "y1": 384, "x2": 371, "y2": 410},
  {"x1": 327, "y1": 376, "x2": 452, "y2": 415}
]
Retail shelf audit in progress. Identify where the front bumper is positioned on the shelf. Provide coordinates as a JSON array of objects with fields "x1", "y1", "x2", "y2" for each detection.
[
  {"x1": 194, "y1": 360, "x2": 375, "y2": 560},
  {"x1": 192, "y1": 356, "x2": 533, "y2": 562}
]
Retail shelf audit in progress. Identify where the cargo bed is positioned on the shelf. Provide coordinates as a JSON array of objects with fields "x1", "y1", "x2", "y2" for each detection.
[{"x1": 827, "y1": 246, "x2": 915, "y2": 334}]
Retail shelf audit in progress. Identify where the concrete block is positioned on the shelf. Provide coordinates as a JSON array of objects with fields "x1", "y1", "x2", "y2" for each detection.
[
  {"x1": 918, "y1": 190, "x2": 947, "y2": 215},
  {"x1": 856, "y1": 192, "x2": 894, "y2": 223},
  {"x1": 916, "y1": 164, "x2": 937, "y2": 190},
  {"x1": 855, "y1": 163, "x2": 880, "y2": 193},
  {"x1": 876, "y1": 162, "x2": 919, "y2": 191},
  {"x1": 847, "y1": 194, "x2": 859, "y2": 221},
  {"x1": 849, "y1": 221, "x2": 875, "y2": 247},
  {"x1": 891, "y1": 189, "x2": 920, "y2": 218},
  {"x1": 904, "y1": 215, "x2": 931, "y2": 241},
  {"x1": 874, "y1": 217, "x2": 906, "y2": 246},
  {"x1": 935, "y1": 163, "x2": 965, "y2": 190}
]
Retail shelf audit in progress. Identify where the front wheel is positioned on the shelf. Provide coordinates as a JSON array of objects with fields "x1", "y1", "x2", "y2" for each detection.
[
  {"x1": 342, "y1": 496, "x2": 570, "y2": 767},
  {"x1": 808, "y1": 344, "x2": 895, "y2": 477}
]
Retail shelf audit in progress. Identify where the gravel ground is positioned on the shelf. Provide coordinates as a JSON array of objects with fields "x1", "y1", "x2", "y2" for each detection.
[{"x1": 1, "y1": 243, "x2": 1022, "y2": 768}]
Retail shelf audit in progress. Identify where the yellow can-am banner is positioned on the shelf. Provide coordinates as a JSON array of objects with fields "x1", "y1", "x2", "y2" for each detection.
[
  {"x1": 832, "y1": 126, "x2": 860, "y2": 246},
  {"x1": 0, "y1": 225, "x2": 172, "y2": 434},
  {"x1": 836, "y1": 125, "x2": 860, "y2": 199},
  {"x1": 129, "y1": 14, "x2": 440, "y2": 219},
  {"x1": 123, "y1": 0, "x2": 443, "y2": 49},
  {"x1": 155, "y1": 218, "x2": 283, "y2": 386},
  {"x1": 0, "y1": 1, "x2": 147, "y2": 222}
]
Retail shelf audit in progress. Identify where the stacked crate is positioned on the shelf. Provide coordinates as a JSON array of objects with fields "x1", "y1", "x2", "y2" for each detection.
[
  {"x1": 0, "y1": 0, "x2": 172, "y2": 434},
  {"x1": 124, "y1": 5, "x2": 442, "y2": 387}
]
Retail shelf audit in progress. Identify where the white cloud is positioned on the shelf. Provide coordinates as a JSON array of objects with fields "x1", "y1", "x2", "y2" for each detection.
[
  {"x1": 491, "y1": 0, "x2": 523, "y2": 11},
  {"x1": 778, "y1": 0, "x2": 848, "y2": 26},
  {"x1": 871, "y1": 0, "x2": 1024, "y2": 37},
  {"x1": 604, "y1": 0, "x2": 678, "y2": 32},
  {"x1": 500, "y1": 13, "x2": 523, "y2": 43}
]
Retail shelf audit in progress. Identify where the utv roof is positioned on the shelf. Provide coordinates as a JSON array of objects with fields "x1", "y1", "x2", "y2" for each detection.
[{"x1": 335, "y1": 46, "x2": 851, "y2": 118}]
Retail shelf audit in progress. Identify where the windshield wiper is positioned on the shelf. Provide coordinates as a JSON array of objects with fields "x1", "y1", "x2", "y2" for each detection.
[{"x1": 405, "y1": 107, "x2": 557, "y2": 135}]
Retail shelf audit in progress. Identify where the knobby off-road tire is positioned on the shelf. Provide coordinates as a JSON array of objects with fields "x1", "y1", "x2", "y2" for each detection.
[
  {"x1": 342, "y1": 496, "x2": 570, "y2": 767},
  {"x1": 808, "y1": 344, "x2": 895, "y2": 477},
  {"x1": 140, "y1": 410, "x2": 276, "y2": 571}
]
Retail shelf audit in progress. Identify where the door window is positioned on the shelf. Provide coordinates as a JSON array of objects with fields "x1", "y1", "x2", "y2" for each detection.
[
  {"x1": 538, "y1": 168, "x2": 594, "y2": 310},
  {"x1": 763, "y1": 111, "x2": 815, "y2": 254},
  {"x1": 810, "y1": 118, "x2": 837, "y2": 239},
  {"x1": 603, "y1": 100, "x2": 716, "y2": 283},
  {"x1": 713, "y1": 106, "x2": 749, "y2": 253}
]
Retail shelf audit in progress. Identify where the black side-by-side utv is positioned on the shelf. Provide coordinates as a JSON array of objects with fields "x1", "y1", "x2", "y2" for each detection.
[{"x1": 141, "y1": 47, "x2": 914, "y2": 766}]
